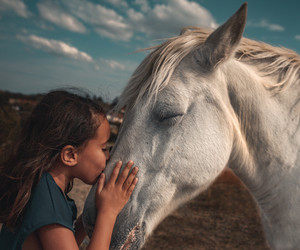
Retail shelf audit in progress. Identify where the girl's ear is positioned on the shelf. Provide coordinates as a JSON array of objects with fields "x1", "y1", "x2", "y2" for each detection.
[{"x1": 60, "y1": 145, "x2": 78, "y2": 166}]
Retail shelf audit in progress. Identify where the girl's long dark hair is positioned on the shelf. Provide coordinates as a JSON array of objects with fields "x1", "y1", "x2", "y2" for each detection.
[{"x1": 0, "y1": 89, "x2": 105, "y2": 229}]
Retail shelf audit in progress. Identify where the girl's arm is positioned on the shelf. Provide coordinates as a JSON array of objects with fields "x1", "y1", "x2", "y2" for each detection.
[
  {"x1": 37, "y1": 225, "x2": 79, "y2": 250},
  {"x1": 74, "y1": 214, "x2": 87, "y2": 246},
  {"x1": 35, "y1": 161, "x2": 138, "y2": 250}
]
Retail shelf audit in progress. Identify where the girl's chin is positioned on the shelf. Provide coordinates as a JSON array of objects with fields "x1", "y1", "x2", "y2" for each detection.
[
  {"x1": 86, "y1": 170, "x2": 105, "y2": 185},
  {"x1": 90, "y1": 177, "x2": 99, "y2": 185},
  {"x1": 83, "y1": 176, "x2": 99, "y2": 186}
]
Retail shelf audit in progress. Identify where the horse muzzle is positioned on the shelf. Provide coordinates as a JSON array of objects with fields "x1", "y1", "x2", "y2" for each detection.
[{"x1": 110, "y1": 222, "x2": 146, "y2": 250}]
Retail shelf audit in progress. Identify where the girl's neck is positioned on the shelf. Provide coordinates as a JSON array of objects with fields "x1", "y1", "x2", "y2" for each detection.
[{"x1": 48, "y1": 164, "x2": 72, "y2": 193}]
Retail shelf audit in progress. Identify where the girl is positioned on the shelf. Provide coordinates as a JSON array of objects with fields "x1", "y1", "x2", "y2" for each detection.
[{"x1": 0, "y1": 89, "x2": 138, "y2": 249}]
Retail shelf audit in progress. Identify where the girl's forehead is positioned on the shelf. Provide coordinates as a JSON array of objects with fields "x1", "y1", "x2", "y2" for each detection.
[{"x1": 95, "y1": 117, "x2": 110, "y2": 143}]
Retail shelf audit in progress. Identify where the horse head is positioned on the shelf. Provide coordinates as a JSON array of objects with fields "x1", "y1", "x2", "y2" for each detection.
[{"x1": 84, "y1": 3, "x2": 248, "y2": 249}]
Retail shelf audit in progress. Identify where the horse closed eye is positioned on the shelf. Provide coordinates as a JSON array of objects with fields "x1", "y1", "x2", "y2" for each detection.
[{"x1": 156, "y1": 113, "x2": 184, "y2": 126}]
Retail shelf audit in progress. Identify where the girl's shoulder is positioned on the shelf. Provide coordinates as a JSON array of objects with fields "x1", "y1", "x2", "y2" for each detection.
[
  {"x1": 27, "y1": 172, "x2": 77, "y2": 226},
  {"x1": 34, "y1": 172, "x2": 62, "y2": 198},
  {"x1": 0, "y1": 172, "x2": 77, "y2": 249}
]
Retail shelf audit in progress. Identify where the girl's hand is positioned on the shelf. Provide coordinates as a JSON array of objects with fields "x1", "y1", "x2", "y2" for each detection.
[{"x1": 95, "y1": 161, "x2": 138, "y2": 217}]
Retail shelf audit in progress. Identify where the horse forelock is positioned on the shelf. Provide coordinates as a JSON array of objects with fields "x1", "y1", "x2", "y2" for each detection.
[
  {"x1": 115, "y1": 27, "x2": 300, "y2": 112},
  {"x1": 115, "y1": 28, "x2": 209, "y2": 111}
]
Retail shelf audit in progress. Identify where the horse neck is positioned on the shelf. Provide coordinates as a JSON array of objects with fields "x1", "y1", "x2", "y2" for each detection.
[{"x1": 224, "y1": 60, "x2": 300, "y2": 248}]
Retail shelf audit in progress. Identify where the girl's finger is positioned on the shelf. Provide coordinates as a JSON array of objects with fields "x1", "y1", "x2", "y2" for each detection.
[
  {"x1": 107, "y1": 161, "x2": 122, "y2": 185},
  {"x1": 122, "y1": 167, "x2": 138, "y2": 190},
  {"x1": 117, "y1": 161, "x2": 134, "y2": 186},
  {"x1": 96, "y1": 173, "x2": 105, "y2": 194},
  {"x1": 127, "y1": 177, "x2": 138, "y2": 196}
]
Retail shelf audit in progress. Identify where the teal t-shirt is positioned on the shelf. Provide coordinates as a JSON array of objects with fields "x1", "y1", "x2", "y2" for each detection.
[{"x1": 0, "y1": 172, "x2": 77, "y2": 250}]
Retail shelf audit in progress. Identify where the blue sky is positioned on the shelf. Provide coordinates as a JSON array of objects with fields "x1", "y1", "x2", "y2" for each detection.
[{"x1": 1, "y1": 0, "x2": 300, "y2": 101}]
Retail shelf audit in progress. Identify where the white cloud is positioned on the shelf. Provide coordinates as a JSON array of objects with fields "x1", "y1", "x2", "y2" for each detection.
[
  {"x1": 134, "y1": 0, "x2": 150, "y2": 13},
  {"x1": 31, "y1": 0, "x2": 216, "y2": 42},
  {"x1": 128, "y1": 0, "x2": 217, "y2": 39},
  {"x1": 37, "y1": 0, "x2": 215, "y2": 42},
  {"x1": 94, "y1": 65, "x2": 101, "y2": 71},
  {"x1": 37, "y1": 1, "x2": 86, "y2": 33},
  {"x1": 0, "y1": 0, "x2": 31, "y2": 18},
  {"x1": 295, "y1": 35, "x2": 300, "y2": 40},
  {"x1": 248, "y1": 19, "x2": 284, "y2": 32},
  {"x1": 17, "y1": 34, "x2": 93, "y2": 62},
  {"x1": 102, "y1": 59, "x2": 125, "y2": 70},
  {"x1": 61, "y1": 0, "x2": 133, "y2": 41},
  {"x1": 127, "y1": 8, "x2": 144, "y2": 23}
]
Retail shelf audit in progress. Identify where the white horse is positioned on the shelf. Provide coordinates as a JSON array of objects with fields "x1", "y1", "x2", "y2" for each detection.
[{"x1": 83, "y1": 3, "x2": 300, "y2": 249}]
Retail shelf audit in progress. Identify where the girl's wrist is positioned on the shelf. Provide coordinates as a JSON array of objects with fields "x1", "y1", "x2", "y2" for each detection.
[
  {"x1": 97, "y1": 208, "x2": 119, "y2": 220},
  {"x1": 88, "y1": 209, "x2": 117, "y2": 249}
]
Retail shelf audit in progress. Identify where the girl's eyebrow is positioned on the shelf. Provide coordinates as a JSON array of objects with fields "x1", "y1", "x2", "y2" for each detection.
[{"x1": 100, "y1": 139, "x2": 109, "y2": 146}]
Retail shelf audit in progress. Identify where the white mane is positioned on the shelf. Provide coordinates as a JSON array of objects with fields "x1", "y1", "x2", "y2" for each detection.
[{"x1": 116, "y1": 27, "x2": 300, "y2": 111}]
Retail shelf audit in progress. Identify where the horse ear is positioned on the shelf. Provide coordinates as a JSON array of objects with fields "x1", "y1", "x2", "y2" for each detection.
[{"x1": 200, "y1": 3, "x2": 247, "y2": 68}]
